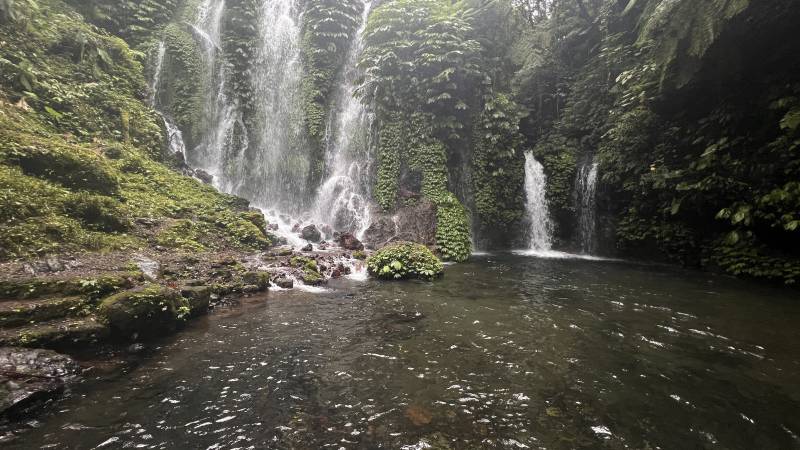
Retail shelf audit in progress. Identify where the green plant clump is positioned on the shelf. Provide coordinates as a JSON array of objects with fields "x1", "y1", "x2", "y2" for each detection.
[{"x1": 366, "y1": 241, "x2": 444, "y2": 281}]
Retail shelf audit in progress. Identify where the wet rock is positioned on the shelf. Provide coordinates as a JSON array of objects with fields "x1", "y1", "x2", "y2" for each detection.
[
  {"x1": 301, "y1": 243, "x2": 313, "y2": 252},
  {"x1": 301, "y1": 225, "x2": 322, "y2": 243},
  {"x1": 127, "y1": 343, "x2": 146, "y2": 354},
  {"x1": 242, "y1": 272, "x2": 270, "y2": 291},
  {"x1": 331, "y1": 269, "x2": 342, "y2": 279},
  {"x1": 363, "y1": 200, "x2": 437, "y2": 249},
  {"x1": 273, "y1": 277, "x2": 294, "y2": 289},
  {"x1": 337, "y1": 233, "x2": 364, "y2": 251},
  {"x1": 320, "y1": 224, "x2": 333, "y2": 238},
  {"x1": 194, "y1": 169, "x2": 214, "y2": 184},
  {"x1": 97, "y1": 286, "x2": 186, "y2": 340},
  {"x1": 362, "y1": 217, "x2": 396, "y2": 250},
  {"x1": 0, "y1": 347, "x2": 80, "y2": 419},
  {"x1": 291, "y1": 223, "x2": 301, "y2": 233},
  {"x1": 242, "y1": 285, "x2": 260, "y2": 294},
  {"x1": 179, "y1": 286, "x2": 212, "y2": 316},
  {"x1": 134, "y1": 255, "x2": 160, "y2": 280}
]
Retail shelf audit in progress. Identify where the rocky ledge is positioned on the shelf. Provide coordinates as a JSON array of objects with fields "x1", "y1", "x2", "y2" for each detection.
[{"x1": 0, "y1": 347, "x2": 80, "y2": 419}]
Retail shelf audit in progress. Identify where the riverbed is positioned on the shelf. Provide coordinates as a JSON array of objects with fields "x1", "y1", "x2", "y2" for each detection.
[{"x1": 5, "y1": 254, "x2": 800, "y2": 449}]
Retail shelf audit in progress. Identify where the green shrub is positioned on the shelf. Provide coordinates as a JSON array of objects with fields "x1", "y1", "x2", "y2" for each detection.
[{"x1": 366, "y1": 241, "x2": 444, "y2": 281}]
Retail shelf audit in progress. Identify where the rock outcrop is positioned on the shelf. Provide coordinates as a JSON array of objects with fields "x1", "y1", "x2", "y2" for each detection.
[{"x1": 0, "y1": 347, "x2": 80, "y2": 419}]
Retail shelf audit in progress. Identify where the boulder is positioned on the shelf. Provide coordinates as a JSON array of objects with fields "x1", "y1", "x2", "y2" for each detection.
[
  {"x1": 194, "y1": 169, "x2": 214, "y2": 184},
  {"x1": 179, "y1": 285, "x2": 212, "y2": 316},
  {"x1": 0, "y1": 347, "x2": 80, "y2": 419},
  {"x1": 362, "y1": 200, "x2": 437, "y2": 249},
  {"x1": 337, "y1": 233, "x2": 364, "y2": 251},
  {"x1": 301, "y1": 243, "x2": 313, "y2": 252},
  {"x1": 301, "y1": 224, "x2": 322, "y2": 242},
  {"x1": 273, "y1": 277, "x2": 294, "y2": 289},
  {"x1": 242, "y1": 272, "x2": 270, "y2": 291},
  {"x1": 97, "y1": 286, "x2": 187, "y2": 340}
]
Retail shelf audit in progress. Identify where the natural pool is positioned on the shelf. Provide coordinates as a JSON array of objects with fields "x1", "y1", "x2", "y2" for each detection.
[{"x1": 6, "y1": 254, "x2": 800, "y2": 449}]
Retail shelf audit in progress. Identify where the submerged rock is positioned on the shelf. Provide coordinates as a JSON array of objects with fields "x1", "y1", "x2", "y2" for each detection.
[
  {"x1": 0, "y1": 347, "x2": 80, "y2": 419},
  {"x1": 301, "y1": 225, "x2": 322, "y2": 243}
]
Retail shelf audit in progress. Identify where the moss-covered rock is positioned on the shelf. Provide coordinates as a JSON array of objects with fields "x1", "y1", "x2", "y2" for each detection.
[
  {"x1": 97, "y1": 285, "x2": 188, "y2": 339},
  {"x1": 289, "y1": 256, "x2": 325, "y2": 286},
  {"x1": 0, "y1": 296, "x2": 90, "y2": 328},
  {"x1": 178, "y1": 285, "x2": 211, "y2": 317},
  {"x1": 366, "y1": 241, "x2": 444, "y2": 281},
  {"x1": 0, "y1": 273, "x2": 139, "y2": 300},
  {"x1": 242, "y1": 271, "x2": 270, "y2": 291},
  {"x1": 0, "y1": 316, "x2": 110, "y2": 349}
]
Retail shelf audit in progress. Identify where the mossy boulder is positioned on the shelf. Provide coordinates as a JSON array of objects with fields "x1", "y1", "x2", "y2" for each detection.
[
  {"x1": 178, "y1": 285, "x2": 212, "y2": 317},
  {"x1": 97, "y1": 285, "x2": 189, "y2": 339},
  {"x1": 290, "y1": 256, "x2": 325, "y2": 286},
  {"x1": 366, "y1": 242, "x2": 444, "y2": 281},
  {"x1": 242, "y1": 271, "x2": 271, "y2": 291},
  {"x1": 0, "y1": 273, "x2": 139, "y2": 301}
]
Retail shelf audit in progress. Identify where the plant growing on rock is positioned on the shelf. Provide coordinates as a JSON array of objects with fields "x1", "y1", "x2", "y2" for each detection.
[{"x1": 366, "y1": 242, "x2": 444, "y2": 281}]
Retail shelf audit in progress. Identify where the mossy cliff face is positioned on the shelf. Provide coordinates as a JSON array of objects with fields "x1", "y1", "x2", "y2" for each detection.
[{"x1": 0, "y1": 0, "x2": 274, "y2": 261}]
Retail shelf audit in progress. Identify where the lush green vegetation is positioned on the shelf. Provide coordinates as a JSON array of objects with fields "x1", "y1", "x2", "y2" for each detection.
[
  {"x1": 1, "y1": 0, "x2": 798, "y2": 285},
  {"x1": 0, "y1": 0, "x2": 273, "y2": 260},
  {"x1": 366, "y1": 241, "x2": 444, "y2": 280}
]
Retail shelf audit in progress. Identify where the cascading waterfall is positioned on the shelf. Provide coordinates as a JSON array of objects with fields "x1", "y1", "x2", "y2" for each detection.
[
  {"x1": 312, "y1": 1, "x2": 374, "y2": 238},
  {"x1": 575, "y1": 160, "x2": 599, "y2": 254},
  {"x1": 191, "y1": 0, "x2": 239, "y2": 188},
  {"x1": 247, "y1": 0, "x2": 307, "y2": 211},
  {"x1": 523, "y1": 152, "x2": 554, "y2": 251},
  {"x1": 150, "y1": 41, "x2": 187, "y2": 158}
]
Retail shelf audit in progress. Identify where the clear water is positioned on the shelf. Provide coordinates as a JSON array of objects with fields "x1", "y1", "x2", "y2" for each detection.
[
  {"x1": 6, "y1": 255, "x2": 800, "y2": 449},
  {"x1": 524, "y1": 153, "x2": 554, "y2": 251}
]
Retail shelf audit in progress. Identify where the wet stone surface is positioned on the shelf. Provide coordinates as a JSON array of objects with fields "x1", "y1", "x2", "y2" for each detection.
[{"x1": 2, "y1": 254, "x2": 800, "y2": 449}]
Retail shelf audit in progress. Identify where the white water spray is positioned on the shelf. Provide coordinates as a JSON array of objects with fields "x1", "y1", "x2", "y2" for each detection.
[
  {"x1": 312, "y1": 1, "x2": 374, "y2": 238},
  {"x1": 523, "y1": 153, "x2": 554, "y2": 251}
]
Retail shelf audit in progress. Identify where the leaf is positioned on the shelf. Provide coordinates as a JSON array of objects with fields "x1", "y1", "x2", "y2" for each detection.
[
  {"x1": 44, "y1": 105, "x2": 63, "y2": 121},
  {"x1": 780, "y1": 109, "x2": 800, "y2": 131}
]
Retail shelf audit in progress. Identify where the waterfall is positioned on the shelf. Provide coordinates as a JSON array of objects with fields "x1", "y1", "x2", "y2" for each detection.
[
  {"x1": 245, "y1": 0, "x2": 307, "y2": 211},
  {"x1": 575, "y1": 161, "x2": 599, "y2": 254},
  {"x1": 190, "y1": 0, "x2": 238, "y2": 190},
  {"x1": 149, "y1": 41, "x2": 166, "y2": 107},
  {"x1": 312, "y1": 1, "x2": 374, "y2": 237},
  {"x1": 149, "y1": 41, "x2": 187, "y2": 159},
  {"x1": 523, "y1": 152, "x2": 554, "y2": 251}
]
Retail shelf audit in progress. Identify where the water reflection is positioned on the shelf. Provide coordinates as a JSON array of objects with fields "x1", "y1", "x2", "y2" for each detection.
[{"x1": 4, "y1": 255, "x2": 800, "y2": 449}]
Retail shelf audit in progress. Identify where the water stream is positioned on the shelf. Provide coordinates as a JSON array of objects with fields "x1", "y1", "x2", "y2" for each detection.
[
  {"x1": 7, "y1": 255, "x2": 800, "y2": 449},
  {"x1": 520, "y1": 153, "x2": 555, "y2": 255},
  {"x1": 312, "y1": 1, "x2": 374, "y2": 238},
  {"x1": 575, "y1": 161, "x2": 599, "y2": 254}
]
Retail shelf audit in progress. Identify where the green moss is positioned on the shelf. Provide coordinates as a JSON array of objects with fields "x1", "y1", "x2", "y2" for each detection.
[
  {"x1": 366, "y1": 241, "x2": 444, "y2": 281},
  {"x1": 0, "y1": 272, "x2": 139, "y2": 300},
  {"x1": 290, "y1": 256, "x2": 325, "y2": 286},
  {"x1": 98, "y1": 284, "x2": 189, "y2": 339},
  {"x1": 156, "y1": 219, "x2": 206, "y2": 252}
]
